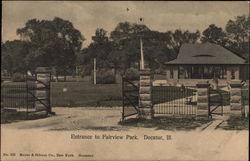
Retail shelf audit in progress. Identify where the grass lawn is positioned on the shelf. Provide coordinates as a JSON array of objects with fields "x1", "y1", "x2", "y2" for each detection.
[
  {"x1": 2, "y1": 81, "x2": 199, "y2": 107},
  {"x1": 221, "y1": 115, "x2": 249, "y2": 130},
  {"x1": 51, "y1": 81, "x2": 122, "y2": 107},
  {"x1": 1, "y1": 81, "x2": 239, "y2": 107},
  {"x1": 119, "y1": 116, "x2": 210, "y2": 131},
  {"x1": 152, "y1": 86, "x2": 196, "y2": 104}
]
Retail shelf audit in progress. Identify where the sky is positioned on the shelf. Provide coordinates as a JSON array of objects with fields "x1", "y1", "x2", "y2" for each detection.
[{"x1": 2, "y1": 1, "x2": 249, "y2": 47}]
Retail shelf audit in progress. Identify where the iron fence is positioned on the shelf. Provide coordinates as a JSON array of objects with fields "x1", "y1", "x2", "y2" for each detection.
[
  {"x1": 1, "y1": 82, "x2": 36, "y2": 111},
  {"x1": 152, "y1": 85, "x2": 197, "y2": 115}
]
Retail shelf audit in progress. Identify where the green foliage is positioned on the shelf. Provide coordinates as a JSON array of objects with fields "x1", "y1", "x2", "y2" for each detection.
[
  {"x1": 124, "y1": 68, "x2": 139, "y2": 80},
  {"x1": 201, "y1": 24, "x2": 227, "y2": 46},
  {"x1": 1, "y1": 40, "x2": 30, "y2": 75},
  {"x1": 202, "y1": 15, "x2": 249, "y2": 61},
  {"x1": 16, "y1": 17, "x2": 85, "y2": 74},
  {"x1": 95, "y1": 69, "x2": 116, "y2": 84},
  {"x1": 11, "y1": 73, "x2": 25, "y2": 82}
]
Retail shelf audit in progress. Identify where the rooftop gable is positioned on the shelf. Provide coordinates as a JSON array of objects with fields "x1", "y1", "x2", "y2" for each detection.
[{"x1": 166, "y1": 42, "x2": 247, "y2": 65}]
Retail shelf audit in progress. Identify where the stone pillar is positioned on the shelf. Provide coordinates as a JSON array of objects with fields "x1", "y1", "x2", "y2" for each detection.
[
  {"x1": 230, "y1": 81, "x2": 242, "y2": 111},
  {"x1": 138, "y1": 68, "x2": 154, "y2": 119},
  {"x1": 35, "y1": 67, "x2": 52, "y2": 113},
  {"x1": 196, "y1": 81, "x2": 210, "y2": 111}
]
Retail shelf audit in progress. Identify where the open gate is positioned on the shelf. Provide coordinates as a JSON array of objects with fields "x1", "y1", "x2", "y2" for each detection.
[
  {"x1": 208, "y1": 87, "x2": 228, "y2": 118},
  {"x1": 121, "y1": 77, "x2": 139, "y2": 121},
  {"x1": 1, "y1": 73, "x2": 51, "y2": 119},
  {"x1": 26, "y1": 74, "x2": 51, "y2": 114}
]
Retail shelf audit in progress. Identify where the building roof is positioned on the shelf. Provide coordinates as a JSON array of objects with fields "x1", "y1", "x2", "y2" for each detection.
[{"x1": 165, "y1": 43, "x2": 247, "y2": 65}]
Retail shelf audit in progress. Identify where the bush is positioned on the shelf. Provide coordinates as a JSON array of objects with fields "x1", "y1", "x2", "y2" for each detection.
[
  {"x1": 124, "y1": 68, "x2": 139, "y2": 80},
  {"x1": 95, "y1": 69, "x2": 116, "y2": 84},
  {"x1": 11, "y1": 73, "x2": 25, "y2": 82}
]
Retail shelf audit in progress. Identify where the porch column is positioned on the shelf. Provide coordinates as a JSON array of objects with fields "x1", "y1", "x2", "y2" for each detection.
[
  {"x1": 226, "y1": 67, "x2": 231, "y2": 81},
  {"x1": 166, "y1": 68, "x2": 171, "y2": 80},
  {"x1": 235, "y1": 67, "x2": 240, "y2": 80},
  {"x1": 138, "y1": 68, "x2": 154, "y2": 119},
  {"x1": 173, "y1": 66, "x2": 178, "y2": 80}
]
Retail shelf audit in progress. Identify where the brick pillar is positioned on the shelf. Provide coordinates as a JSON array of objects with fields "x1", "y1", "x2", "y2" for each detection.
[
  {"x1": 196, "y1": 81, "x2": 210, "y2": 111},
  {"x1": 138, "y1": 68, "x2": 154, "y2": 119},
  {"x1": 230, "y1": 81, "x2": 242, "y2": 111},
  {"x1": 35, "y1": 67, "x2": 51, "y2": 113}
]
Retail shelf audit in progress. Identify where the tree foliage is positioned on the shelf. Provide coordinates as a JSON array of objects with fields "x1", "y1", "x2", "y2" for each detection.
[
  {"x1": 201, "y1": 24, "x2": 227, "y2": 45},
  {"x1": 16, "y1": 17, "x2": 85, "y2": 75},
  {"x1": 1, "y1": 40, "x2": 30, "y2": 75},
  {"x1": 201, "y1": 15, "x2": 249, "y2": 61}
]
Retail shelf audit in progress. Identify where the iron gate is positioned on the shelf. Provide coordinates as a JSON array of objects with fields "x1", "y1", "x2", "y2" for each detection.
[
  {"x1": 1, "y1": 74, "x2": 51, "y2": 117},
  {"x1": 121, "y1": 77, "x2": 139, "y2": 121},
  {"x1": 208, "y1": 87, "x2": 229, "y2": 118}
]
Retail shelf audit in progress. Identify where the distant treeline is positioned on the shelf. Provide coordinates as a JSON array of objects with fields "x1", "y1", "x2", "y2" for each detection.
[{"x1": 1, "y1": 15, "x2": 249, "y2": 78}]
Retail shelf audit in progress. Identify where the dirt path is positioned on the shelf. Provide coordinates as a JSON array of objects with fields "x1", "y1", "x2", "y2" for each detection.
[
  {"x1": 1, "y1": 107, "x2": 127, "y2": 131},
  {"x1": 1, "y1": 107, "x2": 248, "y2": 160}
]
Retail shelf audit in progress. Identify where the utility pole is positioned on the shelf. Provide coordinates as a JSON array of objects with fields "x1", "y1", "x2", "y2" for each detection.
[{"x1": 94, "y1": 58, "x2": 96, "y2": 84}]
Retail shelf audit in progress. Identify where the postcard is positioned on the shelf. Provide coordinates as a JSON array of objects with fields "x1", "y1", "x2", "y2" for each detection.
[{"x1": 1, "y1": 1, "x2": 249, "y2": 161}]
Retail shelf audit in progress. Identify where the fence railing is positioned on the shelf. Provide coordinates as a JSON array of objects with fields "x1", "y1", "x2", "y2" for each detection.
[
  {"x1": 1, "y1": 82, "x2": 36, "y2": 110},
  {"x1": 152, "y1": 85, "x2": 197, "y2": 115}
]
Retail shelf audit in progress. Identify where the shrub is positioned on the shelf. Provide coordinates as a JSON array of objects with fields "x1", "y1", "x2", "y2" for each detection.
[
  {"x1": 95, "y1": 69, "x2": 116, "y2": 84},
  {"x1": 124, "y1": 68, "x2": 139, "y2": 80},
  {"x1": 11, "y1": 73, "x2": 25, "y2": 82}
]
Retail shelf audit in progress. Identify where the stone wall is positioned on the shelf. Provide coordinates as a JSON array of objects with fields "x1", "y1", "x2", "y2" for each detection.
[{"x1": 196, "y1": 82, "x2": 210, "y2": 111}]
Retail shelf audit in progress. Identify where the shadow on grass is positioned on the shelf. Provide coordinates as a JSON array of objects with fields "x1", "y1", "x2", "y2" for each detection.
[
  {"x1": 119, "y1": 116, "x2": 210, "y2": 131},
  {"x1": 221, "y1": 115, "x2": 249, "y2": 130},
  {"x1": 1, "y1": 110, "x2": 49, "y2": 124}
]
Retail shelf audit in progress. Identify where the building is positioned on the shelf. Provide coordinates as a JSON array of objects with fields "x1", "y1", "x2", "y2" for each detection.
[{"x1": 165, "y1": 43, "x2": 248, "y2": 84}]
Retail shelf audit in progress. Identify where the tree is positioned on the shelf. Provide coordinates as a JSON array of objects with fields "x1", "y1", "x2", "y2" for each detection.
[
  {"x1": 225, "y1": 15, "x2": 249, "y2": 60},
  {"x1": 16, "y1": 17, "x2": 85, "y2": 80},
  {"x1": 109, "y1": 22, "x2": 200, "y2": 72},
  {"x1": 170, "y1": 29, "x2": 200, "y2": 56},
  {"x1": 1, "y1": 40, "x2": 30, "y2": 75},
  {"x1": 201, "y1": 24, "x2": 227, "y2": 46},
  {"x1": 110, "y1": 21, "x2": 150, "y2": 42}
]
